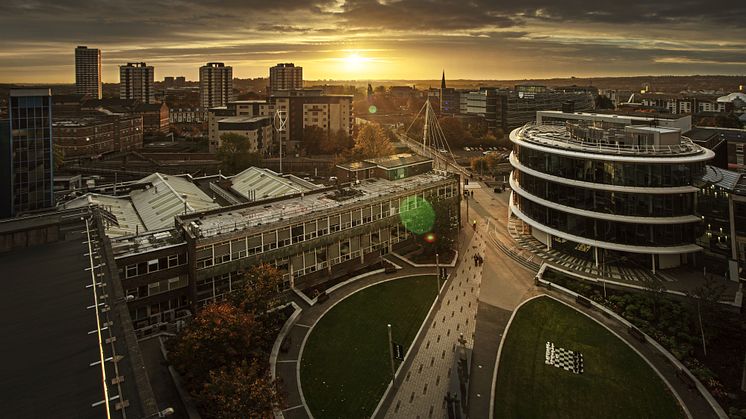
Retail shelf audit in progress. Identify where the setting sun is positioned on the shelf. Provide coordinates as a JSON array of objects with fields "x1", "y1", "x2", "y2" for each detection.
[{"x1": 342, "y1": 52, "x2": 371, "y2": 72}]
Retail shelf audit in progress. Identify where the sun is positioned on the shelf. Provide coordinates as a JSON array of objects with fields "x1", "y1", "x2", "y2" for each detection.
[{"x1": 343, "y1": 53, "x2": 370, "y2": 71}]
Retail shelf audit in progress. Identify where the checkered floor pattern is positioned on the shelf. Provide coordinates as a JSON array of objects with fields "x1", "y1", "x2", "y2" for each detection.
[{"x1": 545, "y1": 342, "x2": 584, "y2": 374}]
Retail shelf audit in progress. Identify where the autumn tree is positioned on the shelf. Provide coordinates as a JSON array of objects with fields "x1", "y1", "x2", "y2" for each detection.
[
  {"x1": 216, "y1": 133, "x2": 261, "y2": 174},
  {"x1": 351, "y1": 123, "x2": 394, "y2": 159},
  {"x1": 319, "y1": 129, "x2": 353, "y2": 154},
  {"x1": 168, "y1": 303, "x2": 256, "y2": 388},
  {"x1": 197, "y1": 361, "x2": 279, "y2": 419},
  {"x1": 438, "y1": 116, "x2": 471, "y2": 148},
  {"x1": 303, "y1": 125, "x2": 327, "y2": 155},
  {"x1": 230, "y1": 264, "x2": 283, "y2": 314}
]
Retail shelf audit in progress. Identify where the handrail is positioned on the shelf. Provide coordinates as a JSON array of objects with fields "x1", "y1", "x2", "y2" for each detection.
[{"x1": 518, "y1": 123, "x2": 702, "y2": 157}]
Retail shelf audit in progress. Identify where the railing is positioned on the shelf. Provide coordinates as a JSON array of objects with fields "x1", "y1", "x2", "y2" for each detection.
[
  {"x1": 518, "y1": 123, "x2": 703, "y2": 157},
  {"x1": 192, "y1": 177, "x2": 456, "y2": 239}
]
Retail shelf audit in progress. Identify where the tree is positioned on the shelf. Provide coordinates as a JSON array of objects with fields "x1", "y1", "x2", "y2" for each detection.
[
  {"x1": 438, "y1": 116, "x2": 471, "y2": 148},
  {"x1": 303, "y1": 125, "x2": 327, "y2": 155},
  {"x1": 196, "y1": 361, "x2": 279, "y2": 419},
  {"x1": 351, "y1": 124, "x2": 394, "y2": 159},
  {"x1": 471, "y1": 157, "x2": 489, "y2": 174},
  {"x1": 686, "y1": 275, "x2": 726, "y2": 357},
  {"x1": 319, "y1": 129, "x2": 353, "y2": 154},
  {"x1": 216, "y1": 133, "x2": 261, "y2": 174},
  {"x1": 595, "y1": 94, "x2": 615, "y2": 109},
  {"x1": 168, "y1": 303, "x2": 256, "y2": 388},
  {"x1": 230, "y1": 264, "x2": 283, "y2": 315}
]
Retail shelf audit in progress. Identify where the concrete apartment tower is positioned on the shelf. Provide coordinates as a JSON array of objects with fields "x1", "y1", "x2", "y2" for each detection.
[
  {"x1": 75, "y1": 46, "x2": 102, "y2": 99},
  {"x1": 199, "y1": 62, "x2": 233, "y2": 108},
  {"x1": 269, "y1": 63, "x2": 303, "y2": 92},
  {"x1": 119, "y1": 62, "x2": 155, "y2": 103},
  {"x1": 1, "y1": 89, "x2": 54, "y2": 218}
]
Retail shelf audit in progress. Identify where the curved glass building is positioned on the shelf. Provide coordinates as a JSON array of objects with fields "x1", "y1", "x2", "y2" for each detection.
[{"x1": 508, "y1": 112, "x2": 715, "y2": 271}]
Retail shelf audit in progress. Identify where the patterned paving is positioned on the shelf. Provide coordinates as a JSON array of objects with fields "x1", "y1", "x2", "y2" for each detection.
[
  {"x1": 507, "y1": 217, "x2": 670, "y2": 284},
  {"x1": 384, "y1": 232, "x2": 486, "y2": 418}
]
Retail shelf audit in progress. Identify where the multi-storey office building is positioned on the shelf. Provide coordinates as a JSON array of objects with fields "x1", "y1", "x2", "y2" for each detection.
[
  {"x1": 199, "y1": 62, "x2": 233, "y2": 108},
  {"x1": 463, "y1": 86, "x2": 595, "y2": 133},
  {"x1": 178, "y1": 169, "x2": 459, "y2": 306},
  {"x1": 695, "y1": 166, "x2": 746, "y2": 282},
  {"x1": 75, "y1": 46, "x2": 102, "y2": 99},
  {"x1": 120, "y1": 62, "x2": 155, "y2": 104},
  {"x1": 1, "y1": 89, "x2": 54, "y2": 218},
  {"x1": 269, "y1": 63, "x2": 303, "y2": 92},
  {"x1": 102, "y1": 163, "x2": 459, "y2": 335},
  {"x1": 508, "y1": 114, "x2": 715, "y2": 271}
]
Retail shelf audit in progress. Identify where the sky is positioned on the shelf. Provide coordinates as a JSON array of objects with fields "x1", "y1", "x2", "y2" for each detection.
[{"x1": 0, "y1": 0, "x2": 745, "y2": 83}]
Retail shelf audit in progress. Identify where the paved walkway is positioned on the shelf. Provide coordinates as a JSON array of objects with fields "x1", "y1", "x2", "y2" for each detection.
[{"x1": 381, "y1": 231, "x2": 485, "y2": 418}]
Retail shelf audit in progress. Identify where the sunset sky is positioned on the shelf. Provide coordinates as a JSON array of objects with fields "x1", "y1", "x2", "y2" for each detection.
[{"x1": 1, "y1": 0, "x2": 745, "y2": 83}]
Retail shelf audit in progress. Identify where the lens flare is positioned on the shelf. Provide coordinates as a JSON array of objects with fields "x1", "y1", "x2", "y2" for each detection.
[
  {"x1": 368, "y1": 105, "x2": 377, "y2": 114},
  {"x1": 399, "y1": 196, "x2": 435, "y2": 235}
]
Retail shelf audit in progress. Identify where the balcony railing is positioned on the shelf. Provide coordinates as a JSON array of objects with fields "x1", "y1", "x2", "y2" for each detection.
[{"x1": 517, "y1": 122, "x2": 703, "y2": 157}]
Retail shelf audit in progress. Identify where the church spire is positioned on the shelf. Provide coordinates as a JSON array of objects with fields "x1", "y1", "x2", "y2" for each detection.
[{"x1": 441, "y1": 70, "x2": 446, "y2": 89}]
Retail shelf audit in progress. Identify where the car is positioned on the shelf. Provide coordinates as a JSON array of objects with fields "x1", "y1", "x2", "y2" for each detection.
[
  {"x1": 329, "y1": 176, "x2": 338, "y2": 182},
  {"x1": 464, "y1": 147, "x2": 471, "y2": 151},
  {"x1": 439, "y1": 148, "x2": 447, "y2": 153}
]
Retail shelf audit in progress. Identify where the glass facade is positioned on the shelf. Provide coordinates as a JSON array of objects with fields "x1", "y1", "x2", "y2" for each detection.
[
  {"x1": 514, "y1": 171, "x2": 695, "y2": 217},
  {"x1": 513, "y1": 194, "x2": 698, "y2": 247},
  {"x1": 514, "y1": 144, "x2": 706, "y2": 187},
  {"x1": 7, "y1": 91, "x2": 53, "y2": 216}
]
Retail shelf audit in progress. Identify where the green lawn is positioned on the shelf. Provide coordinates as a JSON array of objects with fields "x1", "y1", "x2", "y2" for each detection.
[
  {"x1": 494, "y1": 296, "x2": 683, "y2": 419},
  {"x1": 300, "y1": 275, "x2": 437, "y2": 418}
]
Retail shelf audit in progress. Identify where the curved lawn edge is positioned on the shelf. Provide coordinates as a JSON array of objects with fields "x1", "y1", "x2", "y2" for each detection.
[
  {"x1": 491, "y1": 294, "x2": 686, "y2": 419},
  {"x1": 298, "y1": 274, "x2": 438, "y2": 419}
]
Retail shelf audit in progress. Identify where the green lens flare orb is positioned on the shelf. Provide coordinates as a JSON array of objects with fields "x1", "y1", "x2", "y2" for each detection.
[
  {"x1": 399, "y1": 196, "x2": 435, "y2": 235},
  {"x1": 368, "y1": 105, "x2": 377, "y2": 114}
]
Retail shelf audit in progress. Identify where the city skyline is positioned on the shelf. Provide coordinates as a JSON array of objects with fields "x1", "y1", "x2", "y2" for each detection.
[{"x1": 1, "y1": 0, "x2": 745, "y2": 83}]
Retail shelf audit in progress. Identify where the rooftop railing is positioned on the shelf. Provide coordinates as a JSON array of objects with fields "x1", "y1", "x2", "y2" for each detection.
[{"x1": 518, "y1": 122, "x2": 703, "y2": 157}]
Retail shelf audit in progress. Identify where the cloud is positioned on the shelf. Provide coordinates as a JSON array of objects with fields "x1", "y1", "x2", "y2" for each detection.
[{"x1": 0, "y1": 0, "x2": 744, "y2": 82}]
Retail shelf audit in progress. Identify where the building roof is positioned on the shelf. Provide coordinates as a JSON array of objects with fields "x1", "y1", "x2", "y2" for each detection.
[
  {"x1": 717, "y1": 92, "x2": 746, "y2": 103},
  {"x1": 361, "y1": 153, "x2": 432, "y2": 169},
  {"x1": 0, "y1": 212, "x2": 155, "y2": 418},
  {"x1": 228, "y1": 167, "x2": 317, "y2": 201},
  {"x1": 336, "y1": 161, "x2": 377, "y2": 171},
  {"x1": 61, "y1": 193, "x2": 146, "y2": 237},
  {"x1": 218, "y1": 115, "x2": 269, "y2": 124},
  {"x1": 132, "y1": 173, "x2": 219, "y2": 230},
  {"x1": 182, "y1": 171, "x2": 453, "y2": 239},
  {"x1": 700, "y1": 166, "x2": 746, "y2": 195}
]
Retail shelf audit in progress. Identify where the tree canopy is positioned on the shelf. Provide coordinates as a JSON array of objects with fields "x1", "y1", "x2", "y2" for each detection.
[
  {"x1": 168, "y1": 264, "x2": 287, "y2": 418},
  {"x1": 216, "y1": 133, "x2": 262, "y2": 174},
  {"x1": 351, "y1": 124, "x2": 394, "y2": 159}
]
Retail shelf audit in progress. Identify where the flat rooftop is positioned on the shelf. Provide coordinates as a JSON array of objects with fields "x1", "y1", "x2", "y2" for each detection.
[
  {"x1": 184, "y1": 171, "x2": 453, "y2": 239},
  {"x1": 518, "y1": 123, "x2": 707, "y2": 157},
  {"x1": 0, "y1": 224, "x2": 149, "y2": 417}
]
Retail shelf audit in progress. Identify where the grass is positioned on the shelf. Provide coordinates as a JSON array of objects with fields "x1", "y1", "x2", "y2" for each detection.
[
  {"x1": 494, "y1": 296, "x2": 683, "y2": 419},
  {"x1": 300, "y1": 275, "x2": 438, "y2": 418}
]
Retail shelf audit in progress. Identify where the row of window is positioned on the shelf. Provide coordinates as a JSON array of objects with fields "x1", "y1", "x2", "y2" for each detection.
[
  {"x1": 514, "y1": 194, "x2": 698, "y2": 247},
  {"x1": 515, "y1": 171, "x2": 695, "y2": 217},
  {"x1": 514, "y1": 144, "x2": 706, "y2": 187},
  {"x1": 125, "y1": 275, "x2": 189, "y2": 299},
  {"x1": 195, "y1": 187, "x2": 456, "y2": 270},
  {"x1": 124, "y1": 253, "x2": 187, "y2": 278}
]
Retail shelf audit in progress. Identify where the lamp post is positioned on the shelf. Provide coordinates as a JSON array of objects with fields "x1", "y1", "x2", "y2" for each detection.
[
  {"x1": 387, "y1": 324, "x2": 396, "y2": 383},
  {"x1": 436, "y1": 252, "x2": 440, "y2": 293}
]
